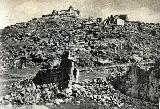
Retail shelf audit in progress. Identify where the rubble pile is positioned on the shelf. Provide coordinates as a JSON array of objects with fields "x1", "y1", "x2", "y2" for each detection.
[{"x1": 0, "y1": 78, "x2": 158, "y2": 108}]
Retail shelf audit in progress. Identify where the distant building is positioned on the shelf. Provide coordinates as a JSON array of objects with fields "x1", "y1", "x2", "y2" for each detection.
[
  {"x1": 58, "y1": 6, "x2": 80, "y2": 17},
  {"x1": 116, "y1": 18, "x2": 125, "y2": 25},
  {"x1": 118, "y1": 14, "x2": 129, "y2": 21},
  {"x1": 104, "y1": 14, "x2": 129, "y2": 26},
  {"x1": 114, "y1": 15, "x2": 128, "y2": 25}
]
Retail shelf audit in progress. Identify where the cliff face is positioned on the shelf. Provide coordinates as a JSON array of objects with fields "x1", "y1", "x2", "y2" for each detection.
[{"x1": 110, "y1": 63, "x2": 160, "y2": 103}]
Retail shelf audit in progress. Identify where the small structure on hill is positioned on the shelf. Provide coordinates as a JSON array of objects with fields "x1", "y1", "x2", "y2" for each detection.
[
  {"x1": 58, "y1": 6, "x2": 80, "y2": 17},
  {"x1": 104, "y1": 14, "x2": 129, "y2": 26}
]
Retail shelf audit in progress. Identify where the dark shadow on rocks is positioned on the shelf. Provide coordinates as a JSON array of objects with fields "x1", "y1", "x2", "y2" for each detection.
[
  {"x1": 109, "y1": 63, "x2": 159, "y2": 104},
  {"x1": 33, "y1": 51, "x2": 72, "y2": 90}
]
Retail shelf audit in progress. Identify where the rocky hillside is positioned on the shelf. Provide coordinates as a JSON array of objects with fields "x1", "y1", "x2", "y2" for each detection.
[
  {"x1": 1, "y1": 7, "x2": 160, "y2": 70},
  {"x1": 1, "y1": 7, "x2": 160, "y2": 107}
]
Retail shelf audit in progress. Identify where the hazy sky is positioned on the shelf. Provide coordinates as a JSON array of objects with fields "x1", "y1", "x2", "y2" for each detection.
[{"x1": 0, "y1": 0, "x2": 160, "y2": 29}]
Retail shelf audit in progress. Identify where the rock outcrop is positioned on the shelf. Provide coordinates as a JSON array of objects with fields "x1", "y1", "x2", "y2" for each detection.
[{"x1": 110, "y1": 62, "x2": 160, "y2": 103}]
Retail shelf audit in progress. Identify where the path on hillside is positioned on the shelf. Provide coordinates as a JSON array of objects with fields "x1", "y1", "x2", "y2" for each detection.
[{"x1": 79, "y1": 61, "x2": 154, "y2": 71}]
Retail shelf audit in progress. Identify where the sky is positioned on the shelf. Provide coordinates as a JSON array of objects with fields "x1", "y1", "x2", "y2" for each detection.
[{"x1": 0, "y1": 0, "x2": 160, "y2": 29}]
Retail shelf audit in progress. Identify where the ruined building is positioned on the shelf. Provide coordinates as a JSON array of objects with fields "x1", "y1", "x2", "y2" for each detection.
[
  {"x1": 58, "y1": 6, "x2": 80, "y2": 17},
  {"x1": 33, "y1": 51, "x2": 79, "y2": 90}
]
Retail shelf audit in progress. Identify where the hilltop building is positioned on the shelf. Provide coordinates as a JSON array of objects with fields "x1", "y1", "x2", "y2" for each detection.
[
  {"x1": 58, "y1": 6, "x2": 80, "y2": 17},
  {"x1": 104, "y1": 14, "x2": 129, "y2": 26},
  {"x1": 115, "y1": 14, "x2": 128, "y2": 25}
]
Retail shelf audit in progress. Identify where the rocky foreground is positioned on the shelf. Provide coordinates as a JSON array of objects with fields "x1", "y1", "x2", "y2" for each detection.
[{"x1": 0, "y1": 77, "x2": 158, "y2": 109}]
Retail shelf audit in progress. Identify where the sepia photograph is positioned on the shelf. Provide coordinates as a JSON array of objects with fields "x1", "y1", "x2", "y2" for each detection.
[{"x1": 0, "y1": 0, "x2": 160, "y2": 109}]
